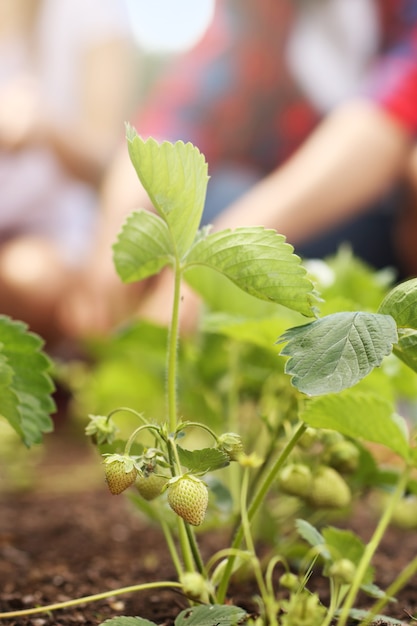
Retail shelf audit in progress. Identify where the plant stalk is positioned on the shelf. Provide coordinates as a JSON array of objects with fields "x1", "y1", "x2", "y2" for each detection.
[
  {"x1": 167, "y1": 264, "x2": 182, "y2": 435},
  {"x1": 240, "y1": 467, "x2": 278, "y2": 626},
  {"x1": 217, "y1": 421, "x2": 308, "y2": 603},
  {"x1": 107, "y1": 407, "x2": 149, "y2": 426},
  {"x1": 337, "y1": 465, "x2": 411, "y2": 626},
  {"x1": 165, "y1": 264, "x2": 205, "y2": 577},
  {"x1": 227, "y1": 342, "x2": 242, "y2": 514},
  {"x1": 0, "y1": 581, "x2": 183, "y2": 620},
  {"x1": 160, "y1": 516, "x2": 184, "y2": 578}
]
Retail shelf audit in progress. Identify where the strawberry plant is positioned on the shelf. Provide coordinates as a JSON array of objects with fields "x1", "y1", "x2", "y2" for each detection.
[{"x1": 3, "y1": 131, "x2": 417, "y2": 625}]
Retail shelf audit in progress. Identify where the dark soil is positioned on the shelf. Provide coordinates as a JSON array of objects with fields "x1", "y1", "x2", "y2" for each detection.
[{"x1": 0, "y1": 427, "x2": 416, "y2": 626}]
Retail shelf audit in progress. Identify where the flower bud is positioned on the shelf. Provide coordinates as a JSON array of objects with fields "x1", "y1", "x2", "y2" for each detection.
[{"x1": 217, "y1": 432, "x2": 244, "y2": 461}]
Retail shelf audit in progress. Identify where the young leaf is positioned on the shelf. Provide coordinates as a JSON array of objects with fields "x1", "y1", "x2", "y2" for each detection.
[
  {"x1": 378, "y1": 277, "x2": 417, "y2": 328},
  {"x1": 175, "y1": 604, "x2": 247, "y2": 626},
  {"x1": 378, "y1": 278, "x2": 417, "y2": 374},
  {"x1": 99, "y1": 618, "x2": 157, "y2": 626},
  {"x1": 177, "y1": 446, "x2": 230, "y2": 473},
  {"x1": 299, "y1": 390, "x2": 410, "y2": 460},
  {"x1": 278, "y1": 312, "x2": 397, "y2": 395},
  {"x1": 113, "y1": 210, "x2": 173, "y2": 283},
  {"x1": 0, "y1": 316, "x2": 55, "y2": 446},
  {"x1": 185, "y1": 227, "x2": 317, "y2": 317},
  {"x1": 295, "y1": 519, "x2": 326, "y2": 551},
  {"x1": 126, "y1": 129, "x2": 209, "y2": 257}
]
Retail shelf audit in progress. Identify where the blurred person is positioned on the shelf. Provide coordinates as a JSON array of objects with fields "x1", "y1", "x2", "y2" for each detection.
[
  {"x1": 63, "y1": 0, "x2": 417, "y2": 336},
  {"x1": 0, "y1": 0, "x2": 136, "y2": 344}
]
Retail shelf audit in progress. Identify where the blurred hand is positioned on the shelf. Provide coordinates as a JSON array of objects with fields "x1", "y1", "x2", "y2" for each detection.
[
  {"x1": 0, "y1": 75, "x2": 40, "y2": 149},
  {"x1": 59, "y1": 251, "x2": 147, "y2": 339},
  {"x1": 60, "y1": 264, "x2": 203, "y2": 340}
]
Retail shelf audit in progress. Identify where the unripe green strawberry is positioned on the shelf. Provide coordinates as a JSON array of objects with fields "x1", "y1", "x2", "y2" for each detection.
[
  {"x1": 391, "y1": 496, "x2": 417, "y2": 529},
  {"x1": 328, "y1": 558, "x2": 356, "y2": 585},
  {"x1": 167, "y1": 475, "x2": 208, "y2": 526},
  {"x1": 279, "y1": 572, "x2": 299, "y2": 591},
  {"x1": 103, "y1": 454, "x2": 137, "y2": 495},
  {"x1": 180, "y1": 572, "x2": 214, "y2": 603},
  {"x1": 278, "y1": 463, "x2": 312, "y2": 498},
  {"x1": 307, "y1": 466, "x2": 351, "y2": 509},
  {"x1": 136, "y1": 473, "x2": 167, "y2": 501},
  {"x1": 297, "y1": 427, "x2": 319, "y2": 450},
  {"x1": 323, "y1": 440, "x2": 359, "y2": 474}
]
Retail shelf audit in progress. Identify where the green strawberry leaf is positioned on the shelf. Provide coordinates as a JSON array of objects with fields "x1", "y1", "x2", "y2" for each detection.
[
  {"x1": 278, "y1": 312, "x2": 397, "y2": 395},
  {"x1": 126, "y1": 129, "x2": 209, "y2": 258},
  {"x1": 299, "y1": 390, "x2": 410, "y2": 460},
  {"x1": 0, "y1": 316, "x2": 55, "y2": 446},
  {"x1": 295, "y1": 519, "x2": 326, "y2": 552},
  {"x1": 185, "y1": 227, "x2": 317, "y2": 317},
  {"x1": 322, "y1": 527, "x2": 375, "y2": 586},
  {"x1": 378, "y1": 277, "x2": 417, "y2": 374},
  {"x1": 0, "y1": 352, "x2": 22, "y2": 439},
  {"x1": 177, "y1": 446, "x2": 230, "y2": 473},
  {"x1": 391, "y1": 329, "x2": 417, "y2": 373},
  {"x1": 99, "y1": 618, "x2": 157, "y2": 626},
  {"x1": 185, "y1": 264, "x2": 302, "y2": 319},
  {"x1": 359, "y1": 583, "x2": 394, "y2": 600},
  {"x1": 322, "y1": 527, "x2": 369, "y2": 571},
  {"x1": 202, "y1": 313, "x2": 294, "y2": 351},
  {"x1": 378, "y1": 277, "x2": 417, "y2": 328},
  {"x1": 297, "y1": 522, "x2": 375, "y2": 587},
  {"x1": 113, "y1": 210, "x2": 173, "y2": 283},
  {"x1": 175, "y1": 604, "x2": 247, "y2": 626},
  {"x1": 344, "y1": 609, "x2": 402, "y2": 624}
]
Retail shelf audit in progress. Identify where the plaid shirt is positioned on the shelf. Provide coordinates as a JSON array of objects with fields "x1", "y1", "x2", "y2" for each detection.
[{"x1": 135, "y1": 0, "x2": 417, "y2": 175}]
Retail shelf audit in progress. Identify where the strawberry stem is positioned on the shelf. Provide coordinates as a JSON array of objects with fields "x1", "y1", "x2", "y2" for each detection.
[
  {"x1": 175, "y1": 421, "x2": 219, "y2": 443},
  {"x1": 167, "y1": 264, "x2": 182, "y2": 434},
  {"x1": 124, "y1": 423, "x2": 162, "y2": 456},
  {"x1": 0, "y1": 581, "x2": 183, "y2": 619},
  {"x1": 337, "y1": 464, "x2": 411, "y2": 626},
  {"x1": 216, "y1": 420, "x2": 308, "y2": 603},
  {"x1": 106, "y1": 407, "x2": 149, "y2": 426}
]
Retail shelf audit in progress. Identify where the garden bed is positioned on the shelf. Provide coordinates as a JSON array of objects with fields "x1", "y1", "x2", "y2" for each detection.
[{"x1": 0, "y1": 432, "x2": 416, "y2": 626}]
